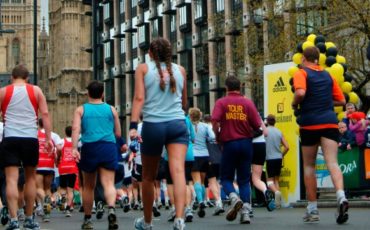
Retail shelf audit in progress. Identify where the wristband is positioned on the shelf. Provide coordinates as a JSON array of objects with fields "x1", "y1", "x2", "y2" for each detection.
[{"x1": 129, "y1": 121, "x2": 138, "y2": 130}]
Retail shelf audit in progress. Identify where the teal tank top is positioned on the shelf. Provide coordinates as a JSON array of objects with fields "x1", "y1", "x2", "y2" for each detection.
[
  {"x1": 142, "y1": 61, "x2": 185, "y2": 122},
  {"x1": 81, "y1": 103, "x2": 116, "y2": 143}
]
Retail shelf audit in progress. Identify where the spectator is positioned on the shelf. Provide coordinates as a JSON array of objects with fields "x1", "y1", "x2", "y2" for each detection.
[
  {"x1": 342, "y1": 103, "x2": 356, "y2": 127},
  {"x1": 338, "y1": 121, "x2": 356, "y2": 151},
  {"x1": 348, "y1": 112, "x2": 369, "y2": 149}
]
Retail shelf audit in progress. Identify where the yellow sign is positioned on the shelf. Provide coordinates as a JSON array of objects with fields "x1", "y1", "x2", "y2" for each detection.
[{"x1": 264, "y1": 62, "x2": 300, "y2": 206}]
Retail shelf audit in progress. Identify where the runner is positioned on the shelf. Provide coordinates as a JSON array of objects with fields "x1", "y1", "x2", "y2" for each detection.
[
  {"x1": 265, "y1": 114, "x2": 289, "y2": 208},
  {"x1": 57, "y1": 126, "x2": 78, "y2": 217},
  {"x1": 72, "y1": 80, "x2": 121, "y2": 230},
  {"x1": 212, "y1": 75, "x2": 262, "y2": 224},
  {"x1": 130, "y1": 38, "x2": 188, "y2": 230},
  {"x1": 0, "y1": 64, "x2": 53, "y2": 230},
  {"x1": 292, "y1": 46, "x2": 349, "y2": 224},
  {"x1": 36, "y1": 118, "x2": 62, "y2": 222}
]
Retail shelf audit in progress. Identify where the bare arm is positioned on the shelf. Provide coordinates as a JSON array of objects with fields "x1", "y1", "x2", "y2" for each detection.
[
  {"x1": 111, "y1": 106, "x2": 121, "y2": 137},
  {"x1": 71, "y1": 106, "x2": 83, "y2": 162},
  {"x1": 130, "y1": 64, "x2": 146, "y2": 139},
  {"x1": 211, "y1": 121, "x2": 221, "y2": 143},
  {"x1": 36, "y1": 86, "x2": 52, "y2": 143},
  {"x1": 281, "y1": 134, "x2": 289, "y2": 156},
  {"x1": 292, "y1": 88, "x2": 305, "y2": 109},
  {"x1": 179, "y1": 65, "x2": 188, "y2": 110}
]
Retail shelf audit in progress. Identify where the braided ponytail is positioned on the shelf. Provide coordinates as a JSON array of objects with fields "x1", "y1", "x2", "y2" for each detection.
[{"x1": 149, "y1": 38, "x2": 176, "y2": 93}]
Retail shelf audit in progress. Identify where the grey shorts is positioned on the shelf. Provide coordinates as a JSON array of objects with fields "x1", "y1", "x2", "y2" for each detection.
[{"x1": 141, "y1": 119, "x2": 189, "y2": 156}]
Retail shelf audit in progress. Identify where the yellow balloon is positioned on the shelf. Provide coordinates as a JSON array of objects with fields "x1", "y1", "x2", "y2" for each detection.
[
  {"x1": 336, "y1": 55, "x2": 346, "y2": 64},
  {"x1": 335, "y1": 75, "x2": 345, "y2": 85},
  {"x1": 325, "y1": 42, "x2": 336, "y2": 49},
  {"x1": 319, "y1": 53, "x2": 326, "y2": 66},
  {"x1": 307, "y1": 34, "x2": 316, "y2": 43},
  {"x1": 288, "y1": 66, "x2": 300, "y2": 77},
  {"x1": 302, "y1": 41, "x2": 315, "y2": 50},
  {"x1": 348, "y1": 92, "x2": 359, "y2": 104},
  {"x1": 334, "y1": 106, "x2": 343, "y2": 114},
  {"x1": 341, "y1": 82, "x2": 352, "y2": 94},
  {"x1": 337, "y1": 111, "x2": 346, "y2": 121},
  {"x1": 292, "y1": 53, "x2": 303, "y2": 65},
  {"x1": 331, "y1": 63, "x2": 344, "y2": 78}
]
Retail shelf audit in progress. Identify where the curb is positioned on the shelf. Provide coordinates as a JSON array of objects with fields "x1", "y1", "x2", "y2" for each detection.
[{"x1": 291, "y1": 199, "x2": 370, "y2": 208}]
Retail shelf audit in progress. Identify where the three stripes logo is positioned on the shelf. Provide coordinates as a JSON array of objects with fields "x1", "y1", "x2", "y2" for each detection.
[{"x1": 273, "y1": 77, "x2": 287, "y2": 92}]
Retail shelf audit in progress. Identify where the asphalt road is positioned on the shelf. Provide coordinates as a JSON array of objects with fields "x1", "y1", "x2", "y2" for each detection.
[{"x1": 2, "y1": 206, "x2": 369, "y2": 230}]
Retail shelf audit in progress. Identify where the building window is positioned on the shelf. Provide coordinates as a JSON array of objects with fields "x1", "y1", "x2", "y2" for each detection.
[
  {"x1": 194, "y1": 1, "x2": 202, "y2": 20},
  {"x1": 151, "y1": 18, "x2": 163, "y2": 39},
  {"x1": 120, "y1": 0, "x2": 125, "y2": 14},
  {"x1": 216, "y1": 0, "x2": 224, "y2": 12},
  {"x1": 104, "y1": 41, "x2": 111, "y2": 59},
  {"x1": 103, "y1": 1, "x2": 113, "y2": 24},
  {"x1": 132, "y1": 33, "x2": 138, "y2": 49},
  {"x1": 138, "y1": 24, "x2": 149, "y2": 48},
  {"x1": 121, "y1": 38, "x2": 126, "y2": 54},
  {"x1": 12, "y1": 38, "x2": 20, "y2": 64},
  {"x1": 179, "y1": 6, "x2": 188, "y2": 26}
]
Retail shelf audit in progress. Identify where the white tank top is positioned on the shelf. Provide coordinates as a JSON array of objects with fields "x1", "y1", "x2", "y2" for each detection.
[{"x1": 3, "y1": 85, "x2": 38, "y2": 138}]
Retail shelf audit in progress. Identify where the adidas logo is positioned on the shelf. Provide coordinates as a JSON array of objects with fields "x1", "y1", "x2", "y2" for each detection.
[{"x1": 273, "y1": 77, "x2": 287, "y2": 92}]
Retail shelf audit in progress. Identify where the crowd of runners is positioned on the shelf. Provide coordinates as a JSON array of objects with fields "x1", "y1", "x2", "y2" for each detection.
[{"x1": 0, "y1": 39, "x2": 356, "y2": 230}]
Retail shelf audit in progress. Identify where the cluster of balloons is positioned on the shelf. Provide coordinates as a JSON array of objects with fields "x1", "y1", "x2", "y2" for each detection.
[{"x1": 288, "y1": 34, "x2": 360, "y2": 121}]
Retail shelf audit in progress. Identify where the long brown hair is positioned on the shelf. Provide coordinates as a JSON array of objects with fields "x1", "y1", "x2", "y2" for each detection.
[{"x1": 149, "y1": 37, "x2": 176, "y2": 93}]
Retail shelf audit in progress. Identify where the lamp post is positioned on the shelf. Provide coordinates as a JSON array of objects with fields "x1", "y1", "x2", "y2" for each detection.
[{"x1": 34, "y1": 0, "x2": 37, "y2": 85}]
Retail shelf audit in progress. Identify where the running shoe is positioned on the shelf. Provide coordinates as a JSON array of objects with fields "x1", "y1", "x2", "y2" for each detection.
[
  {"x1": 213, "y1": 202, "x2": 225, "y2": 216},
  {"x1": 167, "y1": 209, "x2": 176, "y2": 222},
  {"x1": 275, "y1": 191, "x2": 282, "y2": 209},
  {"x1": 197, "y1": 202, "x2": 206, "y2": 218},
  {"x1": 6, "y1": 220, "x2": 20, "y2": 230},
  {"x1": 185, "y1": 207, "x2": 193, "y2": 223},
  {"x1": 336, "y1": 198, "x2": 349, "y2": 224},
  {"x1": 191, "y1": 200, "x2": 199, "y2": 211},
  {"x1": 302, "y1": 209, "x2": 320, "y2": 222},
  {"x1": 42, "y1": 213, "x2": 50, "y2": 223},
  {"x1": 226, "y1": 193, "x2": 243, "y2": 222},
  {"x1": 264, "y1": 189, "x2": 276, "y2": 211},
  {"x1": 81, "y1": 218, "x2": 93, "y2": 230},
  {"x1": 122, "y1": 197, "x2": 130, "y2": 213},
  {"x1": 165, "y1": 201, "x2": 170, "y2": 210},
  {"x1": 156, "y1": 200, "x2": 162, "y2": 210},
  {"x1": 108, "y1": 208, "x2": 118, "y2": 230},
  {"x1": 60, "y1": 195, "x2": 67, "y2": 211},
  {"x1": 35, "y1": 205, "x2": 44, "y2": 217},
  {"x1": 1, "y1": 206, "x2": 9, "y2": 226},
  {"x1": 17, "y1": 208, "x2": 25, "y2": 222},
  {"x1": 239, "y1": 203, "x2": 251, "y2": 224},
  {"x1": 173, "y1": 218, "x2": 185, "y2": 230},
  {"x1": 152, "y1": 205, "x2": 161, "y2": 217},
  {"x1": 96, "y1": 201, "x2": 104, "y2": 220},
  {"x1": 65, "y1": 210, "x2": 72, "y2": 217},
  {"x1": 134, "y1": 217, "x2": 152, "y2": 230},
  {"x1": 23, "y1": 217, "x2": 40, "y2": 230}
]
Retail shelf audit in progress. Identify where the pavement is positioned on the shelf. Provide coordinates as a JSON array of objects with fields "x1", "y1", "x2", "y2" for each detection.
[{"x1": 4, "y1": 205, "x2": 370, "y2": 230}]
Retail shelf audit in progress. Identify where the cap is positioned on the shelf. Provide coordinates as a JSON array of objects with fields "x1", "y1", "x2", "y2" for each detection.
[{"x1": 347, "y1": 111, "x2": 366, "y2": 120}]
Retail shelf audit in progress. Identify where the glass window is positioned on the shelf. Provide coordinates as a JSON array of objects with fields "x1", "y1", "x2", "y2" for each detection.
[
  {"x1": 132, "y1": 16, "x2": 137, "y2": 30},
  {"x1": 121, "y1": 22, "x2": 125, "y2": 34},
  {"x1": 12, "y1": 39, "x2": 20, "y2": 64},
  {"x1": 216, "y1": 0, "x2": 224, "y2": 12},
  {"x1": 104, "y1": 42, "x2": 111, "y2": 59},
  {"x1": 194, "y1": 1, "x2": 202, "y2": 20},
  {"x1": 121, "y1": 38, "x2": 126, "y2": 54},
  {"x1": 179, "y1": 6, "x2": 187, "y2": 26},
  {"x1": 103, "y1": 3, "x2": 110, "y2": 21},
  {"x1": 157, "y1": 2, "x2": 163, "y2": 17},
  {"x1": 144, "y1": 10, "x2": 150, "y2": 21},
  {"x1": 110, "y1": 27, "x2": 115, "y2": 39},
  {"x1": 138, "y1": 25, "x2": 146, "y2": 44},
  {"x1": 133, "y1": 57, "x2": 139, "y2": 70},
  {"x1": 131, "y1": 0, "x2": 137, "y2": 6},
  {"x1": 132, "y1": 33, "x2": 138, "y2": 49},
  {"x1": 151, "y1": 18, "x2": 163, "y2": 38},
  {"x1": 120, "y1": 0, "x2": 125, "y2": 14},
  {"x1": 144, "y1": 53, "x2": 150, "y2": 62},
  {"x1": 296, "y1": 13, "x2": 305, "y2": 35}
]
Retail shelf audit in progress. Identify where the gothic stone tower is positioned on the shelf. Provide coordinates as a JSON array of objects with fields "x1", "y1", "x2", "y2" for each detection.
[{"x1": 48, "y1": 0, "x2": 92, "y2": 135}]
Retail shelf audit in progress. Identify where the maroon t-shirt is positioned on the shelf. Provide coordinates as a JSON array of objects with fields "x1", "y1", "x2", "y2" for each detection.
[{"x1": 211, "y1": 92, "x2": 261, "y2": 143}]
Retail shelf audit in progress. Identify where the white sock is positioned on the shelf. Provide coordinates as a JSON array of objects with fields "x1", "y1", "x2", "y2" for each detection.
[
  {"x1": 336, "y1": 190, "x2": 346, "y2": 202},
  {"x1": 307, "y1": 201, "x2": 317, "y2": 212}
]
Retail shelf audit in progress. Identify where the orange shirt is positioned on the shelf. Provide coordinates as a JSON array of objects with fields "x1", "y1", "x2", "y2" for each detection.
[{"x1": 293, "y1": 64, "x2": 345, "y2": 130}]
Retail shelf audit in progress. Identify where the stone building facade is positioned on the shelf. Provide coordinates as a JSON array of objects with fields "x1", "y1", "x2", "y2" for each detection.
[
  {"x1": 43, "y1": 0, "x2": 92, "y2": 135},
  {"x1": 0, "y1": 0, "x2": 40, "y2": 85}
]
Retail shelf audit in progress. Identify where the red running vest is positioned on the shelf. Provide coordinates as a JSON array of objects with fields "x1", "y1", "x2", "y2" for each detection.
[
  {"x1": 37, "y1": 130, "x2": 55, "y2": 169},
  {"x1": 58, "y1": 138, "x2": 78, "y2": 175}
]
